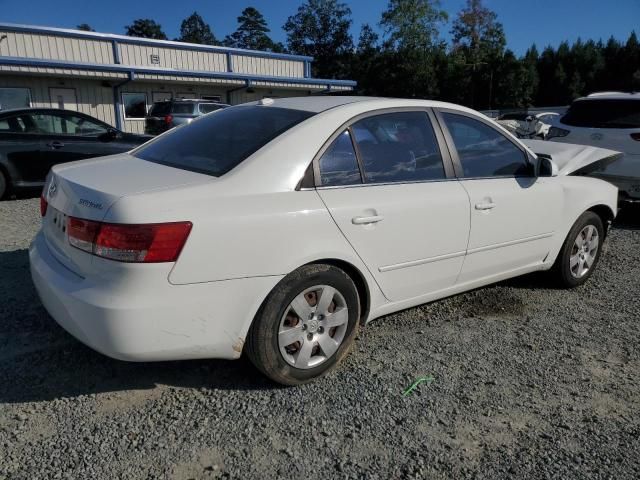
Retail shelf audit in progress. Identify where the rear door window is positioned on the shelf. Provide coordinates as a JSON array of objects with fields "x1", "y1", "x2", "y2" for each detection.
[
  {"x1": 350, "y1": 111, "x2": 446, "y2": 183},
  {"x1": 133, "y1": 106, "x2": 314, "y2": 177},
  {"x1": 441, "y1": 112, "x2": 531, "y2": 178},
  {"x1": 561, "y1": 99, "x2": 640, "y2": 128}
]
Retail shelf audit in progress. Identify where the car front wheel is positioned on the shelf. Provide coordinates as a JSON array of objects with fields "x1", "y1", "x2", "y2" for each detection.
[
  {"x1": 245, "y1": 264, "x2": 360, "y2": 385},
  {"x1": 552, "y1": 211, "x2": 604, "y2": 288}
]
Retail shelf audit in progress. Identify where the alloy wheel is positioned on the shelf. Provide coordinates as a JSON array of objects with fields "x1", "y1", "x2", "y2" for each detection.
[{"x1": 278, "y1": 285, "x2": 349, "y2": 369}]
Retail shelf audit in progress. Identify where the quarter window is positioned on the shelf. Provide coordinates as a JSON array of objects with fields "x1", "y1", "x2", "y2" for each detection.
[
  {"x1": 199, "y1": 103, "x2": 224, "y2": 114},
  {"x1": 318, "y1": 130, "x2": 362, "y2": 186},
  {"x1": 122, "y1": 92, "x2": 147, "y2": 119},
  {"x1": 351, "y1": 112, "x2": 446, "y2": 183},
  {"x1": 441, "y1": 113, "x2": 532, "y2": 178}
]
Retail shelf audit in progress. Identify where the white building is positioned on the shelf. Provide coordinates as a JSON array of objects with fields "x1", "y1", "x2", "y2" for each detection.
[{"x1": 0, "y1": 23, "x2": 356, "y2": 133}]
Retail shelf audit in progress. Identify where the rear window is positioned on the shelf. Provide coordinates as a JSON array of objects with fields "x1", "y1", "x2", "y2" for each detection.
[
  {"x1": 561, "y1": 99, "x2": 640, "y2": 128},
  {"x1": 149, "y1": 102, "x2": 171, "y2": 116},
  {"x1": 133, "y1": 106, "x2": 314, "y2": 177}
]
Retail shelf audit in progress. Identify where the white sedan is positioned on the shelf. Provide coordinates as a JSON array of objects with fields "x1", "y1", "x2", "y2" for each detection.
[{"x1": 30, "y1": 97, "x2": 618, "y2": 385}]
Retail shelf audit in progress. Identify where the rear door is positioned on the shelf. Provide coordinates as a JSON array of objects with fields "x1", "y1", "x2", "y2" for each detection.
[
  {"x1": 32, "y1": 112, "x2": 116, "y2": 175},
  {"x1": 316, "y1": 109, "x2": 471, "y2": 302},
  {"x1": 0, "y1": 113, "x2": 44, "y2": 184},
  {"x1": 436, "y1": 109, "x2": 562, "y2": 284}
]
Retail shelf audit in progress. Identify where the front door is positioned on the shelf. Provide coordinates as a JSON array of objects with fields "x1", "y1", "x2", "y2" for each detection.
[
  {"x1": 49, "y1": 88, "x2": 77, "y2": 111},
  {"x1": 316, "y1": 111, "x2": 471, "y2": 302},
  {"x1": 437, "y1": 110, "x2": 562, "y2": 284},
  {"x1": 28, "y1": 111, "x2": 113, "y2": 178}
]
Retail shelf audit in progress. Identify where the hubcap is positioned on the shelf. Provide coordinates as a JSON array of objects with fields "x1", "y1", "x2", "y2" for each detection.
[
  {"x1": 278, "y1": 285, "x2": 349, "y2": 369},
  {"x1": 569, "y1": 225, "x2": 599, "y2": 279}
]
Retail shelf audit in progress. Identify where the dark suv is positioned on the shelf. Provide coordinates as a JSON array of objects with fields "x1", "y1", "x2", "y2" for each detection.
[{"x1": 145, "y1": 99, "x2": 229, "y2": 135}]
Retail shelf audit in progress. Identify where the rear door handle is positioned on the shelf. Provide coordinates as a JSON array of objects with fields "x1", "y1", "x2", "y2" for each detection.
[
  {"x1": 352, "y1": 215, "x2": 384, "y2": 225},
  {"x1": 475, "y1": 202, "x2": 496, "y2": 210},
  {"x1": 47, "y1": 141, "x2": 65, "y2": 149}
]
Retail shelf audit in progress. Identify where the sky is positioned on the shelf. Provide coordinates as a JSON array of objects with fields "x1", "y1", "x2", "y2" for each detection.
[{"x1": 1, "y1": 0, "x2": 638, "y2": 56}]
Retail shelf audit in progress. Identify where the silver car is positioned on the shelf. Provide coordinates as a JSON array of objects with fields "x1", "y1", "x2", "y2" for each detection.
[{"x1": 145, "y1": 99, "x2": 229, "y2": 135}]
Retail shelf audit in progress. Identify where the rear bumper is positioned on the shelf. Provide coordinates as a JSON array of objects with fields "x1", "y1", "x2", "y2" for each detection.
[{"x1": 29, "y1": 231, "x2": 281, "y2": 361}]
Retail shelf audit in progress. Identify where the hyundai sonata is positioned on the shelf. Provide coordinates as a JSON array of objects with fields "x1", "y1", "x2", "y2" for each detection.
[{"x1": 30, "y1": 97, "x2": 618, "y2": 385}]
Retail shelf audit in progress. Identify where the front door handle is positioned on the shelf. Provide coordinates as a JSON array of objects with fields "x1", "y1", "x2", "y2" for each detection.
[
  {"x1": 475, "y1": 202, "x2": 496, "y2": 210},
  {"x1": 352, "y1": 215, "x2": 384, "y2": 225},
  {"x1": 47, "y1": 141, "x2": 65, "y2": 149}
]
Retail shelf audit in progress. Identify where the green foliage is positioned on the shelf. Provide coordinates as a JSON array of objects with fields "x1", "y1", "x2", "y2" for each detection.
[
  {"x1": 348, "y1": 0, "x2": 640, "y2": 109},
  {"x1": 125, "y1": 19, "x2": 167, "y2": 40},
  {"x1": 380, "y1": 0, "x2": 448, "y2": 51},
  {"x1": 178, "y1": 12, "x2": 216, "y2": 45},
  {"x1": 283, "y1": 0, "x2": 354, "y2": 78},
  {"x1": 76, "y1": 24, "x2": 94, "y2": 32},
  {"x1": 224, "y1": 7, "x2": 283, "y2": 52}
]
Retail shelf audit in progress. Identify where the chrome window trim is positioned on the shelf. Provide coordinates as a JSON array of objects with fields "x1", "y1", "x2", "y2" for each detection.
[{"x1": 311, "y1": 107, "x2": 457, "y2": 189}]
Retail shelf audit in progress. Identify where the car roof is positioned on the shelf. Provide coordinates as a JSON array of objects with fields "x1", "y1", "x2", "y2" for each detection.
[
  {"x1": 242, "y1": 96, "x2": 479, "y2": 114},
  {"x1": 578, "y1": 92, "x2": 640, "y2": 101},
  {"x1": 0, "y1": 107, "x2": 89, "y2": 115}
]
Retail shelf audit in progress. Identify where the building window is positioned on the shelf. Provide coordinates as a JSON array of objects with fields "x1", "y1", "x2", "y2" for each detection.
[
  {"x1": 122, "y1": 92, "x2": 147, "y2": 119},
  {"x1": 201, "y1": 95, "x2": 222, "y2": 102},
  {"x1": 0, "y1": 88, "x2": 31, "y2": 111}
]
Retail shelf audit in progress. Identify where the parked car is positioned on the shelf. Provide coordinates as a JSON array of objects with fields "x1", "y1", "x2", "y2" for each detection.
[
  {"x1": 0, "y1": 108, "x2": 150, "y2": 199},
  {"x1": 547, "y1": 92, "x2": 640, "y2": 202},
  {"x1": 495, "y1": 111, "x2": 559, "y2": 139},
  {"x1": 145, "y1": 99, "x2": 229, "y2": 135},
  {"x1": 31, "y1": 97, "x2": 618, "y2": 385}
]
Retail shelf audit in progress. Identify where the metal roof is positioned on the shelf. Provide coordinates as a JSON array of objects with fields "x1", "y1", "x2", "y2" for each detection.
[{"x1": 0, "y1": 22, "x2": 314, "y2": 62}]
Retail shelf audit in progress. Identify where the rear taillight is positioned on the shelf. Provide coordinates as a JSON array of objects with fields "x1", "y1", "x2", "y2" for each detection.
[
  {"x1": 630, "y1": 132, "x2": 640, "y2": 141},
  {"x1": 164, "y1": 114, "x2": 173, "y2": 125},
  {"x1": 40, "y1": 193, "x2": 48, "y2": 217},
  {"x1": 67, "y1": 217, "x2": 192, "y2": 263}
]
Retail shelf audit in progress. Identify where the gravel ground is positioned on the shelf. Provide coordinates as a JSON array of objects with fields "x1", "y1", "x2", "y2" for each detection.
[{"x1": 0, "y1": 197, "x2": 639, "y2": 480}]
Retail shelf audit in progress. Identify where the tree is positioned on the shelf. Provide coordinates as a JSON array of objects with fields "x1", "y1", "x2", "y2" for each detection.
[
  {"x1": 283, "y1": 0, "x2": 354, "y2": 78},
  {"x1": 224, "y1": 7, "x2": 283, "y2": 52},
  {"x1": 125, "y1": 19, "x2": 167, "y2": 40},
  {"x1": 378, "y1": 0, "x2": 448, "y2": 99},
  {"x1": 351, "y1": 24, "x2": 381, "y2": 94},
  {"x1": 76, "y1": 24, "x2": 95, "y2": 32},
  {"x1": 178, "y1": 12, "x2": 216, "y2": 45},
  {"x1": 450, "y1": 0, "x2": 506, "y2": 108},
  {"x1": 380, "y1": 0, "x2": 448, "y2": 51}
]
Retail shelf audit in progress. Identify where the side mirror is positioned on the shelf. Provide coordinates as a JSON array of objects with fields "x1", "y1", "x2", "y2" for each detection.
[
  {"x1": 538, "y1": 156, "x2": 559, "y2": 177},
  {"x1": 100, "y1": 128, "x2": 119, "y2": 142}
]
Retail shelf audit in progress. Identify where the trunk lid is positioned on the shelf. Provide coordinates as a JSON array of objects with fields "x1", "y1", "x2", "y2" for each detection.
[{"x1": 42, "y1": 153, "x2": 213, "y2": 276}]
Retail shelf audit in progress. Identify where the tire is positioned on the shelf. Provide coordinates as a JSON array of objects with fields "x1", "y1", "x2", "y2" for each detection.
[
  {"x1": 245, "y1": 264, "x2": 360, "y2": 385},
  {"x1": 0, "y1": 170, "x2": 6, "y2": 200},
  {"x1": 551, "y1": 211, "x2": 604, "y2": 288}
]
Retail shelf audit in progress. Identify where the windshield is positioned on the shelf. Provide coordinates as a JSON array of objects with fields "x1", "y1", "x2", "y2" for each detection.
[
  {"x1": 134, "y1": 106, "x2": 315, "y2": 177},
  {"x1": 561, "y1": 99, "x2": 640, "y2": 128}
]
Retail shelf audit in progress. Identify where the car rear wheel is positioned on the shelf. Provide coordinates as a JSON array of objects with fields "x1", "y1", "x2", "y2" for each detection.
[
  {"x1": 551, "y1": 211, "x2": 604, "y2": 288},
  {"x1": 245, "y1": 264, "x2": 360, "y2": 385}
]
